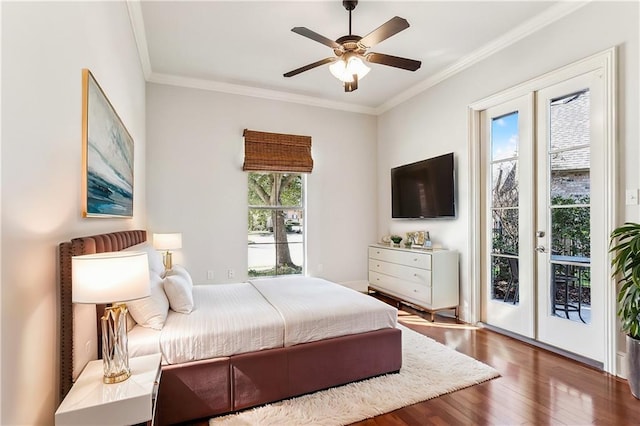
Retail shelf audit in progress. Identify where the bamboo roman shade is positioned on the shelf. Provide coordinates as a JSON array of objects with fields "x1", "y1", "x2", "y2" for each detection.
[{"x1": 242, "y1": 129, "x2": 313, "y2": 173}]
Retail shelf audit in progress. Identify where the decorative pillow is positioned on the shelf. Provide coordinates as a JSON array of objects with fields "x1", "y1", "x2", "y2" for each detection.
[
  {"x1": 168, "y1": 264, "x2": 193, "y2": 287},
  {"x1": 125, "y1": 310, "x2": 137, "y2": 332},
  {"x1": 125, "y1": 272, "x2": 169, "y2": 330},
  {"x1": 123, "y1": 242, "x2": 165, "y2": 276},
  {"x1": 164, "y1": 274, "x2": 194, "y2": 314}
]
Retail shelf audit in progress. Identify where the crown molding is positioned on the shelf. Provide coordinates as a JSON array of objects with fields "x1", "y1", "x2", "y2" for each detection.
[
  {"x1": 127, "y1": 0, "x2": 588, "y2": 116},
  {"x1": 147, "y1": 72, "x2": 378, "y2": 115},
  {"x1": 126, "y1": 0, "x2": 152, "y2": 80},
  {"x1": 375, "y1": 1, "x2": 589, "y2": 115}
]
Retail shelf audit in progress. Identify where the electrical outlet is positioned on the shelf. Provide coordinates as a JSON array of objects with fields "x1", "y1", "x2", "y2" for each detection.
[
  {"x1": 207, "y1": 270, "x2": 214, "y2": 280},
  {"x1": 626, "y1": 189, "x2": 639, "y2": 205},
  {"x1": 227, "y1": 269, "x2": 235, "y2": 279}
]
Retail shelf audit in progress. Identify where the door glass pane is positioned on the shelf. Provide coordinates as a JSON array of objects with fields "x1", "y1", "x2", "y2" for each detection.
[
  {"x1": 490, "y1": 111, "x2": 519, "y2": 303},
  {"x1": 492, "y1": 209, "x2": 519, "y2": 254},
  {"x1": 550, "y1": 147, "x2": 590, "y2": 203},
  {"x1": 492, "y1": 161, "x2": 519, "y2": 207},
  {"x1": 551, "y1": 207, "x2": 590, "y2": 258},
  {"x1": 491, "y1": 255, "x2": 518, "y2": 303},
  {"x1": 551, "y1": 262, "x2": 591, "y2": 324},
  {"x1": 550, "y1": 90, "x2": 590, "y2": 151},
  {"x1": 491, "y1": 112, "x2": 519, "y2": 160},
  {"x1": 548, "y1": 88, "x2": 591, "y2": 323}
]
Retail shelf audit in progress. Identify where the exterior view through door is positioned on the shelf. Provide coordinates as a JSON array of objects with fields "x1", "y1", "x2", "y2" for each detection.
[{"x1": 479, "y1": 55, "x2": 612, "y2": 366}]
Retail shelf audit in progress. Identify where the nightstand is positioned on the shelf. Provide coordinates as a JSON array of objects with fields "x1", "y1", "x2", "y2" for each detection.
[{"x1": 55, "y1": 353, "x2": 162, "y2": 425}]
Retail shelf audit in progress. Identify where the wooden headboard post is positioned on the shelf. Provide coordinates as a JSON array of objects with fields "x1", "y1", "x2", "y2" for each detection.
[{"x1": 58, "y1": 230, "x2": 147, "y2": 402}]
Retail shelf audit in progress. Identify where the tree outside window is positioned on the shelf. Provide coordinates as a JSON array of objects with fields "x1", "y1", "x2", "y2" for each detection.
[{"x1": 248, "y1": 172, "x2": 304, "y2": 277}]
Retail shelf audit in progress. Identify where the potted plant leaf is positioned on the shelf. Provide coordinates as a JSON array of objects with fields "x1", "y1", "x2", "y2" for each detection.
[{"x1": 610, "y1": 222, "x2": 640, "y2": 398}]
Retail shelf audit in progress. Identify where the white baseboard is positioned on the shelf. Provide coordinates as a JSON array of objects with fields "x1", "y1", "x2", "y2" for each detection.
[{"x1": 618, "y1": 351, "x2": 628, "y2": 379}]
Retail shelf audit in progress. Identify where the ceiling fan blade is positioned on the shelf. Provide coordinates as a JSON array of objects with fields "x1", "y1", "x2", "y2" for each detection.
[
  {"x1": 358, "y1": 16, "x2": 409, "y2": 48},
  {"x1": 365, "y1": 52, "x2": 421, "y2": 71},
  {"x1": 283, "y1": 57, "x2": 337, "y2": 78},
  {"x1": 291, "y1": 27, "x2": 341, "y2": 49}
]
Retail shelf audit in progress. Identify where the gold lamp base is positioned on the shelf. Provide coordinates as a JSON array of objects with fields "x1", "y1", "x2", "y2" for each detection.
[
  {"x1": 163, "y1": 251, "x2": 173, "y2": 271},
  {"x1": 101, "y1": 304, "x2": 131, "y2": 384}
]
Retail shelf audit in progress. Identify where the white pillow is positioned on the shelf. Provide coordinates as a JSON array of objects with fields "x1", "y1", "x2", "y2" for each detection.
[
  {"x1": 168, "y1": 264, "x2": 193, "y2": 287},
  {"x1": 123, "y1": 242, "x2": 165, "y2": 276},
  {"x1": 125, "y1": 272, "x2": 169, "y2": 330},
  {"x1": 164, "y1": 274, "x2": 194, "y2": 314}
]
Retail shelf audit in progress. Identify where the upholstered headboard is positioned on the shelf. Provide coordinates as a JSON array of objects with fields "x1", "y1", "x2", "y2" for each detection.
[{"x1": 58, "y1": 230, "x2": 147, "y2": 401}]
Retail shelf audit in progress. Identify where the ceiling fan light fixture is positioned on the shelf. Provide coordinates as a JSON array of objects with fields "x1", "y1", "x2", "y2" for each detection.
[{"x1": 329, "y1": 54, "x2": 370, "y2": 83}]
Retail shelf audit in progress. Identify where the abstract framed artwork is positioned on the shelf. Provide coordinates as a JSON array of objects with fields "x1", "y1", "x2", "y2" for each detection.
[{"x1": 81, "y1": 69, "x2": 134, "y2": 217}]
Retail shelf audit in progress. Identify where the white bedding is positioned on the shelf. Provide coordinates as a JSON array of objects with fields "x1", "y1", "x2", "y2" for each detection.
[
  {"x1": 156, "y1": 283, "x2": 284, "y2": 364},
  {"x1": 127, "y1": 277, "x2": 397, "y2": 365},
  {"x1": 249, "y1": 276, "x2": 397, "y2": 346}
]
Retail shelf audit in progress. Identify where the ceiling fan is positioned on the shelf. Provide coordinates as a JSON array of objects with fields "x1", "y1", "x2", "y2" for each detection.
[{"x1": 283, "y1": 0, "x2": 422, "y2": 92}]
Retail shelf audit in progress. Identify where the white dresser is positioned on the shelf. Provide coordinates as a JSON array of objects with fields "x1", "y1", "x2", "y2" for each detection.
[{"x1": 368, "y1": 244, "x2": 459, "y2": 321}]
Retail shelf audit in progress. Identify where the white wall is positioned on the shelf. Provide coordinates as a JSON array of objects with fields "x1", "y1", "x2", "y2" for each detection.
[
  {"x1": 1, "y1": 2, "x2": 145, "y2": 424},
  {"x1": 146, "y1": 84, "x2": 377, "y2": 289},
  {"x1": 377, "y1": 1, "x2": 639, "y2": 324}
]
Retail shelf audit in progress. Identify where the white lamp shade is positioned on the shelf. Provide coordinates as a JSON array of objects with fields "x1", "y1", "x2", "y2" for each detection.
[
  {"x1": 72, "y1": 251, "x2": 151, "y2": 304},
  {"x1": 329, "y1": 55, "x2": 370, "y2": 83},
  {"x1": 153, "y1": 233, "x2": 183, "y2": 250}
]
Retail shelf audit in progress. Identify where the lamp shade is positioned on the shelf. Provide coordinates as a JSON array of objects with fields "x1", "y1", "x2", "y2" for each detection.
[
  {"x1": 329, "y1": 54, "x2": 370, "y2": 83},
  {"x1": 72, "y1": 251, "x2": 151, "y2": 304},
  {"x1": 153, "y1": 233, "x2": 183, "y2": 250}
]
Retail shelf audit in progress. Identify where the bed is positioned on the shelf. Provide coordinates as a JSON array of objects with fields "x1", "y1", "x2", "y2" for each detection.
[{"x1": 58, "y1": 230, "x2": 402, "y2": 425}]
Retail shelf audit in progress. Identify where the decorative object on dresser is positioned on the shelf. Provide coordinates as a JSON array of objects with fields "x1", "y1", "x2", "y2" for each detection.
[
  {"x1": 81, "y1": 69, "x2": 135, "y2": 218},
  {"x1": 72, "y1": 251, "x2": 151, "y2": 383},
  {"x1": 368, "y1": 244, "x2": 459, "y2": 321},
  {"x1": 390, "y1": 235, "x2": 403, "y2": 247},
  {"x1": 153, "y1": 232, "x2": 182, "y2": 270}
]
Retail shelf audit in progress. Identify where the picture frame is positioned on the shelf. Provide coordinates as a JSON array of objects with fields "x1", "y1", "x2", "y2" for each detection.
[{"x1": 81, "y1": 69, "x2": 134, "y2": 217}]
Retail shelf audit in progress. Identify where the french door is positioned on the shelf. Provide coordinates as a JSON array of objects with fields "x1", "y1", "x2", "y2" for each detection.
[
  {"x1": 481, "y1": 70, "x2": 607, "y2": 363},
  {"x1": 481, "y1": 94, "x2": 535, "y2": 339}
]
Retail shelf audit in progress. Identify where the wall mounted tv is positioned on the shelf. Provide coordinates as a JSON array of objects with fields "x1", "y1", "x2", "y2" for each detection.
[{"x1": 391, "y1": 152, "x2": 456, "y2": 219}]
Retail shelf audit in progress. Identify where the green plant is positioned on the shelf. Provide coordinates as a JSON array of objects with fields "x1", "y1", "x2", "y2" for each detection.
[
  {"x1": 390, "y1": 235, "x2": 402, "y2": 244},
  {"x1": 610, "y1": 222, "x2": 640, "y2": 339}
]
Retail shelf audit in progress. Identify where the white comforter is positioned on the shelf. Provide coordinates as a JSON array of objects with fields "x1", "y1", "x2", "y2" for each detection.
[
  {"x1": 129, "y1": 277, "x2": 397, "y2": 365},
  {"x1": 249, "y1": 276, "x2": 397, "y2": 346}
]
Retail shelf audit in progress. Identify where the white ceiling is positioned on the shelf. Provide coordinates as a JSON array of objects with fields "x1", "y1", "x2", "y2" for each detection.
[{"x1": 128, "y1": 1, "x2": 586, "y2": 114}]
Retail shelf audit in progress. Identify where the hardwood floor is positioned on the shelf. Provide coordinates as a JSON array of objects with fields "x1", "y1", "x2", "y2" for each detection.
[
  {"x1": 186, "y1": 299, "x2": 640, "y2": 425},
  {"x1": 354, "y1": 299, "x2": 640, "y2": 425}
]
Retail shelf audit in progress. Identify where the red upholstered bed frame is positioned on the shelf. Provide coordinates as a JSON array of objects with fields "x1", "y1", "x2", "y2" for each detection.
[{"x1": 59, "y1": 230, "x2": 402, "y2": 425}]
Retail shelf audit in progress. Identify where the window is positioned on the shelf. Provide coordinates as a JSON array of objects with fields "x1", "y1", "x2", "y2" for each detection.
[{"x1": 247, "y1": 172, "x2": 304, "y2": 277}]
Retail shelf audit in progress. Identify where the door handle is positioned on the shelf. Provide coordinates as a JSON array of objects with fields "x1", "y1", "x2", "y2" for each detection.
[{"x1": 535, "y1": 245, "x2": 546, "y2": 253}]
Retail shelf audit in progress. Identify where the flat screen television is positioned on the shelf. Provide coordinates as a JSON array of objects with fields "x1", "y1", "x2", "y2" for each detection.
[{"x1": 391, "y1": 152, "x2": 456, "y2": 219}]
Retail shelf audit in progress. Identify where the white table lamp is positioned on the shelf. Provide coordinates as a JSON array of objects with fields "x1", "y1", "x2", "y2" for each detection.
[
  {"x1": 72, "y1": 251, "x2": 150, "y2": 384},
  {"x1": 153, "y1": 232, "x2": 182, "y2": 270}
]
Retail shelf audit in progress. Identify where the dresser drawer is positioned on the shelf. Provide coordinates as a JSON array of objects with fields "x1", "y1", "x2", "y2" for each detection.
[
  {"x1": 369, "y1": 271, "x2": 432, "y2": 306},
  {"x1": 368, "y1": 259, "x2": 432, "y2": 286},
  {"x1": 368, "y1": 247, "x2": 431, "y2": 269}
]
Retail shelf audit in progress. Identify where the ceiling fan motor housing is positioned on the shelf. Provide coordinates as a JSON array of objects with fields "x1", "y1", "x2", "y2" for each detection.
[
  {"x1": 334, "y1": 36, "x2": 366, "y2": 57},
  {"x1": 343, "y1": 1, "x2": 358, "y2": 12}
]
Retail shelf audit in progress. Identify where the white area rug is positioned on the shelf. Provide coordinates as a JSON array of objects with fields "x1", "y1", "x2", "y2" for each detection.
[{"x1": 210, "y1": 325, "x2": 499, "y2": 425}]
